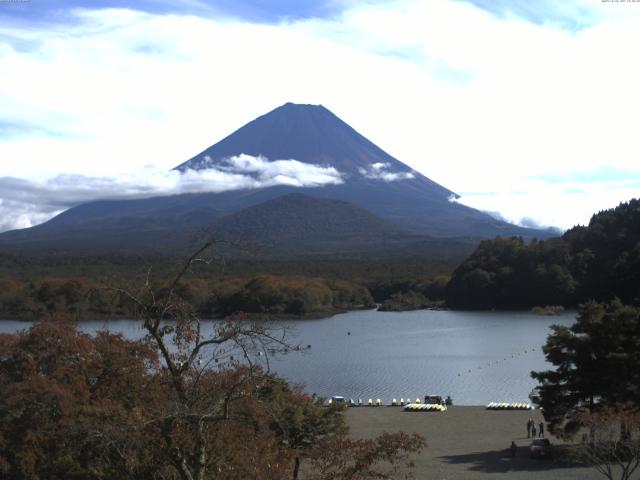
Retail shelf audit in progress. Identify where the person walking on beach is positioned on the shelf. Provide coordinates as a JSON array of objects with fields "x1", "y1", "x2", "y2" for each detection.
[
  {"x1": 526, "y1": 418, "x2": 533, "y2": 438},
  {"x1": 539, "y1": 421, "x2": 544, "y2": 438},
  {"x1": 510, "y1": 441, "x2": 517, "y2": 457}
]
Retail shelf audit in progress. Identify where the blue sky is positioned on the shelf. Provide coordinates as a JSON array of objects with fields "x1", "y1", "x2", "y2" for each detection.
[
  {"x1": 0, "y1": 0, "x2": 340, "y2": 24},
  {"x1": 0, "y1": 0, "x2": 639, "y2": 231},
  {"x1": 0, "y1": 0, "x2": 603, "y2": 25},
  {"x1": 461, "y1": 0, "x2": 598, "y2": 29}
]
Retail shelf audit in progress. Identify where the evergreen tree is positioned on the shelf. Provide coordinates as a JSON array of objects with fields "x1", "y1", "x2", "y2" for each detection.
[{"x1": 531, "y1": 301, "x2": 640, "y2": 435}]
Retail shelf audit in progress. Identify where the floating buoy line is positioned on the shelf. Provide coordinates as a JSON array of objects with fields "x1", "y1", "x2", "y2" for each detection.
[{"x1": 455, "y1": 346, "x2": 539, "y2": 378}]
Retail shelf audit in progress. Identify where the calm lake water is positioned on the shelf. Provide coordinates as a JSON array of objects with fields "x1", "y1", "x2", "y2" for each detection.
[{"x1": 0, "y1": 309, "x2": 574, "y2": 405}]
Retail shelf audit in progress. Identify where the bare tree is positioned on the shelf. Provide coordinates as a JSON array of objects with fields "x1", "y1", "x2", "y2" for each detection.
[
  {"x1": 116, "y1": 240, "x2": 292, "y2": 480},
  {"x1": 576, "y1": 406, "x2": 640, "y2": 480},
  {"x1": 0, "y1": 241, "x2": 427, "y2": 479},
  {"x1": 107, "y1": 240, "x2": 427, "y2": 480}
]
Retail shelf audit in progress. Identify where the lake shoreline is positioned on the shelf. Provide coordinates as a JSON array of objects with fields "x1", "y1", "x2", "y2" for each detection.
[{"x1": 0, "y1": 305, "x2": 575, "y2": 322}]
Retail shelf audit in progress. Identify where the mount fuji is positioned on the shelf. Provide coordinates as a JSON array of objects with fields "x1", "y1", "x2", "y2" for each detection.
[{"x1": 0, "y1": 103, "x2": 554, "y2": 256}]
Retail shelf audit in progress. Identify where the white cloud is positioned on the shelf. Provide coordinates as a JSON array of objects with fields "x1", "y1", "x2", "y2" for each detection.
[
  {"x1": 358, "y1": 162, "x2": 415, "y2": 182},
  {"x1": 200, "y1": 154, "x2": 343, "y2": 187},
  {"x1": 454, "y1": 176, "x2": 640, "y2": 230},
  {"x1": 0, "y1": 198, "x2": 62, "y2": 233},
  {"x1": 0, "y1": 155, "x2": 343, "y2": 231},
  {"x1": 0, "y1": 1, "x2": 639, "y2": 230}
]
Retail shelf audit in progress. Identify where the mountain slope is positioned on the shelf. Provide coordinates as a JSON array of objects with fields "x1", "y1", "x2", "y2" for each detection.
[
  {"x1": 174, "y1": 102, "x2": 553, "y2": 238},
  {"x1": 0, "y1": 103, "x2": 555, "y2": 254},
  {"x1": 0, "y1": 193, "x2": 476, "y2": 259},
  {"x1": 210, "y1": 192, "x2": 418, "y2": 256},
  {"x1": 212, "y1": 193, "x2": 405, "y2": 242},
  {"x1": 178, "y1": 103, "x2": 426, "y2": 176}
]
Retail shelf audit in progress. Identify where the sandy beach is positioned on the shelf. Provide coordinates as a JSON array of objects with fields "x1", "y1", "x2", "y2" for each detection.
[{"x1": 346, "y1": 406, "x2": 602, "y2": 480}]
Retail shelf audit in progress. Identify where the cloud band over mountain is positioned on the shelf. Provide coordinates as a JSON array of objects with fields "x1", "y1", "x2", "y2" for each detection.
[
  {"x1": 0, "y1": 155, "x2": 344, "y2": 232},
  {"x1": 358, "y1": 163, "x2": 415, "y2": 182}
]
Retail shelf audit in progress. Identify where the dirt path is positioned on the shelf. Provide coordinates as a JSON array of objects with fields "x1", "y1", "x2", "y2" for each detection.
[{"x1": 345, "y1": 406, "x2": 601, "y2": 480}]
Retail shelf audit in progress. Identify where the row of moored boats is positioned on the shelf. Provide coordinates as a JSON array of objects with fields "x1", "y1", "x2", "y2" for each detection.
[
  {"x1": 328, "y1": 395, "x2": 450, "y2": 411},
  {"x1": 486, "y1": 402, "x2": 533, "y2": 410}
]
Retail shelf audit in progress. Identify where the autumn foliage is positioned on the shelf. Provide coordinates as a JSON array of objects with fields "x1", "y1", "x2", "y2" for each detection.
[
  {"x1": 576, "y1": 406, "x2": 640, "y2": 480},
  {"x1": 0, "y1": 321, "x2": 424, "y2": 479},
  {"x1": 0, "y1": 320, "x2": 162, "y2": 479},
  {"x1": 0, "y1": 274, "x2": 376, "y2": 320},
  {"x1": 0, "y1": 242, "x2": 426, "y2": 479}
]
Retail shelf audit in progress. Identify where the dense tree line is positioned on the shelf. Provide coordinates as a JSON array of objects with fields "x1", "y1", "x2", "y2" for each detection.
[
  {"x1": 0, "y1": 277, "x2": 132, "y2": 320},
  {"x1": 0, "y1": 254, "x2": 455, "y2": 319},
  {"x1": 368, "y1": 277, "x2": 448, "y2": 305},
  {"x1": 210, "y1": 276, "x2": 374, "y2": 317},
  {"x1": 0, "y1": 253, "x2": 456, "y2": 286},
  {"x1": 446, "y1": 199, "x2": 640, "y2": 309},
  {"x1": 444, "y1": 237, "x2": 575, "y2": 309},
  {"x1": 0, "y1": 275, "x2": 377, "y2": 320}
]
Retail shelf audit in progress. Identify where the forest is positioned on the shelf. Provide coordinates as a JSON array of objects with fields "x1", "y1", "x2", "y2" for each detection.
[
  {"x1": 0, "y1": 261, "x2": 427, "y2": 479},
  {"x1": 446, "y1": 199, "x2": 640, "y2": 310},
  {"x1": 0, "y1": 254, "x2": 453, "y2": 320},
  {"x1": 1, "y1": 198, "x2": 638, "y2": 319},
  {"x1": 0, "y1": 242, "x2": 429, "y2": 479},
  {"x1": 1, "y1": 201, "x2": 639, "y2": 479}
]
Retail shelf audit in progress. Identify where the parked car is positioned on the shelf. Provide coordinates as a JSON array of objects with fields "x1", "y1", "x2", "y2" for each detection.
[
  {"x1": 424, "y1": 395, "x2": 443, "y2": 405},
  {"x1": 530, "y1": 438, "x2": 552, "y2": 459},
  {"x1": 529, "y1": 387, "x2": 542, "y2": 405}
]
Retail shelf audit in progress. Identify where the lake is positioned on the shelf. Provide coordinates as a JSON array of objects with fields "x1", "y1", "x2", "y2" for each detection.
[{"x1": 0, "y1": 309, "x2": 574, "y2": 405}]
